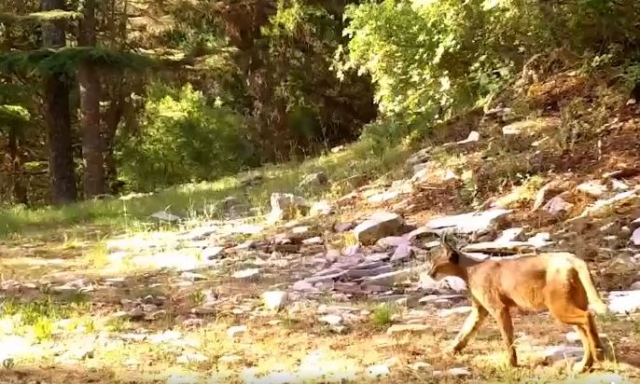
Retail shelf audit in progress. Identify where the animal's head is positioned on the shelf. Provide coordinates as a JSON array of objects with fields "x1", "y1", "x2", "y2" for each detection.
[{"x1": 425, "y1": 232, "x2": 465, "y2": 279}]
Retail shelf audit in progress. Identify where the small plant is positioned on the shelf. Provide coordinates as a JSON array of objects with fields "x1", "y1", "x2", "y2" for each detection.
[
  {"x1": 369, "y1": 303, "x2": 398, "y2": 328},
  {"x1": 189, "y1": 290, "x2": 206, "y2": 307},
  {"x1": 33, "y1": 317, "x2": 54, "y2": 342},
  {"x1": 104, "y1": 316, "x2": 130, "y2": 332}
]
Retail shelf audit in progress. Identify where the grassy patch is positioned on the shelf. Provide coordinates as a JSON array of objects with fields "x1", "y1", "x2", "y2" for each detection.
[{"x1": 0, "y1": 139, "x2": 416, "y2": 242}]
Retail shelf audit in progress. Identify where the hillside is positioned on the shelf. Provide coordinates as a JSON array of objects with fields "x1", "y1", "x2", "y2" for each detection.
[{"x1": 1, "y1": 68, "x2": 640, "y2": 383}]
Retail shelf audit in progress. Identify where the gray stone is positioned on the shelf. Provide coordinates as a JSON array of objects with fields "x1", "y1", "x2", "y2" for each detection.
[
  {"x1": 361, "y1": 269, "x2": 411, "y2": 287},
  {"x1": 266, "y1": 193, "x2": 310, "y2": 224},
  {"x1": 353, "y1": 212, "x2": 404, "y2": 245},
  {"x1": 425, "y1": 209, "x2": 510, "y2": 235},
  {"x1": 150, "y1": 211, "x2": 182, "y2": 222}
]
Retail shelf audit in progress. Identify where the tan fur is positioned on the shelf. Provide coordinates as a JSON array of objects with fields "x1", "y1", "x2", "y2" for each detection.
[{"x1": 426, "y1": 234, "x2": 608, "y2": 373}]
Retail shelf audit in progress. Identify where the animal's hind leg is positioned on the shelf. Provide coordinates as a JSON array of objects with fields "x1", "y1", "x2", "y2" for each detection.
[
  {"x1": 448, "y1": 299, "x2": 489, "y2": 354},
  {"x1": 587, "y1": 312, "x2": 606, "y2": 361},
  {"x1": 547, "y1": 290, "x2": 596, "y2": 373},
  {"x1": 571, "y1": 324, "x2": 595, "y2": 373}
]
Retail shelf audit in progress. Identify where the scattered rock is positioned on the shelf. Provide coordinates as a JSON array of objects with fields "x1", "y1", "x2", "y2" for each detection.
[
  {"x1": 495, "y1": 228, "x2": 524, "y2": 242},
  {"x1": 227, "y1": 325, "x2": 247, "y2": 338},
  {"x1": 607, "y1": 290, "x2": 640, "y2": 313},
  {"x1": 150, "y1": 211, "x2": 182, "y2": 222},
  {"x1": 572, "y1": 190, "x2": 639, "y2": 221},
  {"x1": 267, "y1": 193, "x2": 310, "y2": 224},
  {"x1": 353, "y1": 212, "x2": 405, "y2": 245},
  {"x1": 632, "y1": 228, "x2": 640, "y2": 246},
  {"x1": 262, "y1": 290, "x2": 288, "y2": 311},
  {"x1": 232, "y1": 268, "x2": 260, "y2": 279},
  {"x1": 361, "y1": 269, "x2": 411, "y2": 287},
  {"x1": 309, "y1": 201, "x2": 335, "y2": 216},
  {"x1": 543, "y1": 195, "x2": 573, "y2": 216},
  {"x1": 319, "y1": 314, "x2": 343, "y2": 325},
  {"x1": 502, "y1": 120, "x2": 540, "y2": 136},
  {"x1": 406, "y1": 148, "x2": 431, "y2": 165},
  {"x1": 201, "y1": 246, "x2": 224, "y2": 260},
  {"x1": 576, "y1": 181, "x2": 608, "y2": 197},
  {"x1": 425, "y1": 209, "x2": 510, "y2": 235}
]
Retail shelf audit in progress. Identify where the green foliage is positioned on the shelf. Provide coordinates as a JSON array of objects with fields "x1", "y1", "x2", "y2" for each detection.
[
  {"x1": 0, "y1": 10, "x2": 83, "y2": 23},
  {"x1": 339, "y1": 0, "x2": 640, "y2": 127},
  {"x1": 0, "y1": 47, "x2": 185, "y2": 76},
  {"x1": 116, "y1": 82, "x2": 258, "y2": 191}
]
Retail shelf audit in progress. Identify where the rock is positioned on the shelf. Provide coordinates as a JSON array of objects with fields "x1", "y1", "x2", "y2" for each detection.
[
  {"x1": 495, "y1": 228, "x2": 524, "y2": 242},
  {"x1": 201, "y1": 246, "x2": 224, "y2": 260},
  {"x1": 632, "y1": 228, "x2": 640, "y2": 246},
  {"x1": 527, "y1": 232, "x2": 552, "y2": 248},
  {"x1": 353, "y1": 212, "x2": 404, "y2": 245},
  {"x1": 390, "y1": 244, "x2": 413, "y2": 262},
  {"x1": 573, "y1": 190, "x2": 639, "y2": 221},
  {"x1": 266, "y1": 193, "x2": 310, "y2": 224},
  {"x1": 502, "y1": 120, "x2": 540, "y2": 136},
  {"x1": 150, "y1": 211, "x2": 182, "y2": 222},
  {"x1": 543, "y1": 195, "x2": 573, "y2": 216},
  {"x1": 334, "y1": 222, "x2": 355, "y2": 233},
  {"x1": 227, "y1": 325, "x2": 247, "y2": 338},
  {"x1": 630, "y1": 281, "x2": 640, "y2": 290},
  {"x1": 531, "y1": 180, "x2": 576, "y2": 212},
  {"x1": 407, "y1": 148, "x2": 431, "y2": 165},
  {"x1": 180, "y1": 272, "x2": 207, "y2": 281},
  {"x1": 610, "y1": 179, "x2": 630, "y2": 191},
  {"x1": 412, "y1": 162, "x2": 429, "y2": 175},
  {"x1": 446, "y1": 131, "x2": 479, "y2": 146},
  {"x1": 299, "y1": 172, "x2": 329, "y2": 189},
  {"x1": 319, "y1": 314, "x2": 343, "y2": 325},
  {"x1": 232, "y1": 268, "x2": 260, "y2": 279},
  {"x1": 367, "y1": 191, "x2": 401, "y2": 204},
  {"x1": 309, "y1": 201, "x2": 335, "y2": 216},
  {"x1": 576, "y1": 181, "x2": 608, "y2": 197},
  {"x1": 386, "y1": 324, "x2": 431, "y2": 336},
  {"x1": 361, "y1": 269, "x2": 411, "y2": 287},
  {"x1": 541, "y1": 345, "x2": 584, "y2": 363},
  {"x1": 347, "y1": 265, "x2": 393, "y2": 279},
  {"x1": 377, "y1": 236, "x2": 409, "y2": 248},
  {"x1": 262, "y1": 291, "x2": 288, "y2": 311},
  {"x1": 607, "y1": 290, "x2": 640, "y2": 313},
  {"x1": 425, "y1": 209, "x2": 510, "y2": 235}
]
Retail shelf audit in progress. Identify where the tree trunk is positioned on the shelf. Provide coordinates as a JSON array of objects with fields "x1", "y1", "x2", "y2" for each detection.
[
  {"x1": 41, "y1": 0, "x2": 77, "y2": 205},
  {"x1": 78, "y1": 0, "x2": 105, "y2": 198},
  {"x1": 8, "y1": 126, "x2": 28, "y2": 205},
  {"x1": 103, "y1": 74, "x2": 125, "y2": 194}
]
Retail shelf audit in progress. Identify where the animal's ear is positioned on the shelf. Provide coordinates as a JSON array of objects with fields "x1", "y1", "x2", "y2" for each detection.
[{"x1": 440, "y1": 232, "x2": 460, "y2": 264}]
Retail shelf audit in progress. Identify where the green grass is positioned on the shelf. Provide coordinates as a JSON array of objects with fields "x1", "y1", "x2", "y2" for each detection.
[{"x1": 0, "y1": 138, "x2": 416, "y2": 242}]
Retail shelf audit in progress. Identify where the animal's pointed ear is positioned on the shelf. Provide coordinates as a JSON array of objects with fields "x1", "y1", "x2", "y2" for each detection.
[{"x1": 440, "y1": 232, "x2": 460, "y2": 264}]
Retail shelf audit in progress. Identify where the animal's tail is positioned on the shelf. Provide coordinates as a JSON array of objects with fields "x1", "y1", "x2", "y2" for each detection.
[{"x1": 572, "y1": 257, "x2": 608, "y2": 315}]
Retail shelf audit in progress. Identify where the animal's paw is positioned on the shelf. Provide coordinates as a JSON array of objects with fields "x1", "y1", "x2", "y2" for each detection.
[
  {"x1": 571, "y1": 360, "x2": 592, "y2": 374},
  {"x1": 444, "y1": 345, "x2": 461, "y2": 355}
]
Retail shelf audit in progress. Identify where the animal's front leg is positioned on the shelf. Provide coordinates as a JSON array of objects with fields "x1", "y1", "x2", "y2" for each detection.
[
  {"x1": 447, "y1": 301, "x2": 488, "y2": 354},
  {"x1": 493, "y1": 307, "x2": 517, "y2": 367}
]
